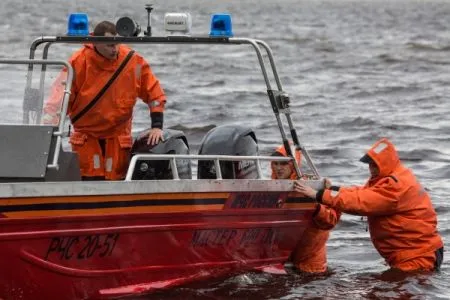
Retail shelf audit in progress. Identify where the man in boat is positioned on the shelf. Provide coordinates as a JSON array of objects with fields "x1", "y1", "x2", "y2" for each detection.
[
  {"x1": 271, "y1": 144, "x2": 341, "y2": 274},
  {"x1": 293, "y1": 137, "x2": 444, "y2": 272},
  {"x1": 43, "y1": 21, "x2": 166, "y2": 180}
]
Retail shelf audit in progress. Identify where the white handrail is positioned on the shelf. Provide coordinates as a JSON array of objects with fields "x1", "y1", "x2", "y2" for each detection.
[
  {"x1": 0, "y1": 59, "x2": 73, "y2": 171},
  {"x1": 125, "y1": 154, "x2": 293, "y2": 181}
]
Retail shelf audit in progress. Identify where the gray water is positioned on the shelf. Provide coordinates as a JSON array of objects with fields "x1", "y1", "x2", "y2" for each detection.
[{"x1": 0, "y1": 0, "x2": 449, "y2": 299}]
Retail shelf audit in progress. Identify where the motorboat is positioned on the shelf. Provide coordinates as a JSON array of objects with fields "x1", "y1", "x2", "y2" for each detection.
[{"x1": 0, "y1": 10, "x2": 323, "y2": 300}]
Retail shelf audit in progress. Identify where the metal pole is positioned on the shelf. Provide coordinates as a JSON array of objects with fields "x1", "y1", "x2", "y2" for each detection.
[
  {"x1": 34, "y1": 42, "x2": 53, "y2": 124},
  {"x1": 255, "y1": 39, "x2": 320, "y2": 178},
  {"x1": 229, "y1": 38, "x2": 302, "y2": 178}
]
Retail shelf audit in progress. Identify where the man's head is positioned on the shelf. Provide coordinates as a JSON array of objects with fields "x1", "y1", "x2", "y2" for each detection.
[
  {"x1": 93, "y1": 21, "x2": 119, "y2": 60},
  {"x1": 271, "y1": 152, "x2": 293, "y2": 179},
  {"x1": 360, "y1": 154, "x2": 380, "y2": 178},
  {"x1": 360, "y1": 138, "x2": 400, "y2": 178},
  {"x1": 270, "y1": 143, "x2": 301, "y2": 180}
]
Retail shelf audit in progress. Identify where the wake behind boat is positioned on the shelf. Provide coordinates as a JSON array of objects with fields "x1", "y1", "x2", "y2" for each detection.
[{"x1": 0, "y1": 8, "x2": 323, "y2": 300}]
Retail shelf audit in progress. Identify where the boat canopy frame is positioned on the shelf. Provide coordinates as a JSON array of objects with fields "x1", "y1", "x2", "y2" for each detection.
[{"x1": 25, "y1": 35, "x2": 320, "y2": 179}]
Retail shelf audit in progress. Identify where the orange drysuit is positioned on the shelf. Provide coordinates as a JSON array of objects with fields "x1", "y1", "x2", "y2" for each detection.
[
  {"x1": 318, "y1": 138, "x2": 443, "y2": 271},
  {"x1": 271, "y1": 145, "x2": 341, "y2": 273},
  {"x1": 44, "y1": 44, "x2": 166, "y2": 179},
  {"x1": 291, "y1": 204, "x2": 340, "y2": 273}
]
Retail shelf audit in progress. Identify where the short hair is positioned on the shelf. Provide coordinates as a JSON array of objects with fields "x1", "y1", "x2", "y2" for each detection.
[{"x1": 93, "y1": 21, "x2": 117, "y2": 36}]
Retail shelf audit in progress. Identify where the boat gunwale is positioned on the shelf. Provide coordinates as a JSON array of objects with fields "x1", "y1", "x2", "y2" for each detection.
[{"x1": 0, "y1": 179, "x2": 324, "y2": 198}]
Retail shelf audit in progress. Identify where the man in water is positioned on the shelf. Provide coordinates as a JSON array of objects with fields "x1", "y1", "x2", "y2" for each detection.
[
  {"x1": 271, "y1": 144, "x2": 341, "y2": 273},
  {"x1": 294, "y1": 137, "x2": 444, "y2": 272}
]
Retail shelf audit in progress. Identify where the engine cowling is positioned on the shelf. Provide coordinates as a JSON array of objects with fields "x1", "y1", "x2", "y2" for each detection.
[
  {"x1": 130, "y1": 129, "x2": 191, "y2": 180},
  {"x1": 197, "y1": 125, "x2": 259, "y2": 179}
]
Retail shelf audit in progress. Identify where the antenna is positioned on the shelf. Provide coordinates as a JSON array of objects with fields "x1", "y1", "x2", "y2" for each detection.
[{"x1": 144, "y1": 4, "x2": 153, "y2": 36}]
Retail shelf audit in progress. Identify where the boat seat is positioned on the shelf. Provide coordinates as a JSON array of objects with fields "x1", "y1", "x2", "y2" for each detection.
[{"x1": 0, "y1": 124, "x2": 81, "y2": 182}]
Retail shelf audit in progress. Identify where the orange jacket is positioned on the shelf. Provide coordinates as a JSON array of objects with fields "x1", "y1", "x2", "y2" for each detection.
[
  {"x1": 45, "y1": 44, "x2": 166, "y2": 138},
  {"x1": 271, "y1": 144, "x2": 341, "y2": 273},
  {"x1": 319, "y1": 138, "x2": 443, "y2": 271}
]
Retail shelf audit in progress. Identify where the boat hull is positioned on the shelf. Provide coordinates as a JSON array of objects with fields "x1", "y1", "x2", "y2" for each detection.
[{"x1": 0, "y1": 183, "x2": 315, "y2": 300}]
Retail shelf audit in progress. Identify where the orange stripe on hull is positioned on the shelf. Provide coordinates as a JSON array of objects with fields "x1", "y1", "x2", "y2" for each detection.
[
  {"x1": 3, "y1": 204, "x2": 225, "y2": 218},
  {"x1": 0, "y1": 192, "x2": 231, "y2": 205}
]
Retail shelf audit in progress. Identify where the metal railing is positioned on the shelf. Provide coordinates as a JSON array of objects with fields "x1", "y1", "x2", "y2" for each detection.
[
  {"x1": 254, "y1": 40, "x2": 320, "y2": 178},
  {"x1": 26, "y1": 35, "x2": 320, "y2": 177},
  {"x1": 125, "y1": 154, "x2": 294, "y2": 181},
  {"x1": 0, "y1": 59, "x2": 73, "y2": 170}
]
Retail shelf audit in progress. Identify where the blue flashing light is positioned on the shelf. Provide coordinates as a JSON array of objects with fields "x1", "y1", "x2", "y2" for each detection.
[
  {"x1": 209, "y1": 14, "x2": 233, "y2": 37},
  {"x1": 67, "y1": 13, "x2": 89, "y2": 36}
]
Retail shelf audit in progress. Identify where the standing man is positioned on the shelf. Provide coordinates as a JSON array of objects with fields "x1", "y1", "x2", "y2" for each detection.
[
  {"x1": 44, "y1": 21, "x2": 166, "y2": 180},
  {"x1": 294, "y1": 138, "x2": 444, "y2": 272}
]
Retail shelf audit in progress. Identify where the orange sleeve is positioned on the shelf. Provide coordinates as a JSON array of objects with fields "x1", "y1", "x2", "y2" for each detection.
[
  {"x1": 43, "y1": 52, "x2": 81, "y2": 123},
  {"x1": 321, "y1": 177, "x2": 400, "y2": 216},
  {"x1": 138, "y1": 59, "x2": 166, "y2": 113},
  {"x1": 67, "y1": 55, "x2": 81, "y2": 110},
  {"x1": 312, "y1": 204, "x2": 341, "y2": 230},
  {"x1": 43, "y1": 69, "x2": 68, "y2": 117}
]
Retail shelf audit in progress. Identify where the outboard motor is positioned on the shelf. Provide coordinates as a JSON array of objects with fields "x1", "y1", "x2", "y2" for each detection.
[
  {"x1": 130, "y1": 129, "x2": 191, "y2": 180},
  {"x1": 198, "y1": 125, "x2": 259, "y2": 179}
]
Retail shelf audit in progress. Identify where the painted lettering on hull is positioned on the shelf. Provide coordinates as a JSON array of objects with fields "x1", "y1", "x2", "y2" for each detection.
[
  {"x1": 45, "y1": 233, "x2": 119, "y2": 260},
  {"x1": 191, "y1": 228, "x2": 278, "y2": 247},
  {"x1": 227, "y1": 192, "x2": 284, "y2": 209},
  {"x1": 191, "y1": 229, "x2": 238, "y2": 247}
]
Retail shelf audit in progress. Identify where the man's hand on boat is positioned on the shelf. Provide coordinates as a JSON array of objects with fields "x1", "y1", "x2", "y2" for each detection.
[
  {"x1": 293, "y1": 178, "x2": 331, "y2": 199},
  {"x1": 147, "y1": 128, "x2": 164, "y2": 145}
]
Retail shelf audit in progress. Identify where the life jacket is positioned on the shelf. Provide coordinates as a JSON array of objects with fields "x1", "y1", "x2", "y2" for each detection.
[{"x1": 321, "y1": 138, "x2": 443, "y2": 271}]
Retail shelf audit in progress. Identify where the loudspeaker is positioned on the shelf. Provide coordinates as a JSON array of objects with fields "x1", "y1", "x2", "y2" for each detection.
[{"x1": 116, "y1": 17, "x2": 141, "y2": 37}]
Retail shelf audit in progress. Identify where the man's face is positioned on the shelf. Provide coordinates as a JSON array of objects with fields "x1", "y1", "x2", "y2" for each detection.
[
  {"x1": 369, "y1": 161, "x2": 380, "y2": 178},
  {"x1": 95, "y1": 32, "x2": 119, "y2": 60},
  {"x1": 272, "y1": 161, "x2": 293, "y2": 179}
]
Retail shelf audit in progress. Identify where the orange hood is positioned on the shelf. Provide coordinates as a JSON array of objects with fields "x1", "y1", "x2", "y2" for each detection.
[
  {"x1": 78, "y1": 43, "x2": 132, "y2": 71},
  {"x1": 362, "y1": 138, "x2": 401, "y2": 180}
]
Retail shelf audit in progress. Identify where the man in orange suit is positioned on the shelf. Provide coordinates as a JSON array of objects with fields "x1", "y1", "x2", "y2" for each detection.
[
  {"x1": 44, "y1": 21, "x2": 166, "y2": 180},
  {"x1": 294, "y1": 138, "x2": 444, "y2": 272},
  {"x1": 271, "y1": 144, "x2": 341, "y2": 273}
]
